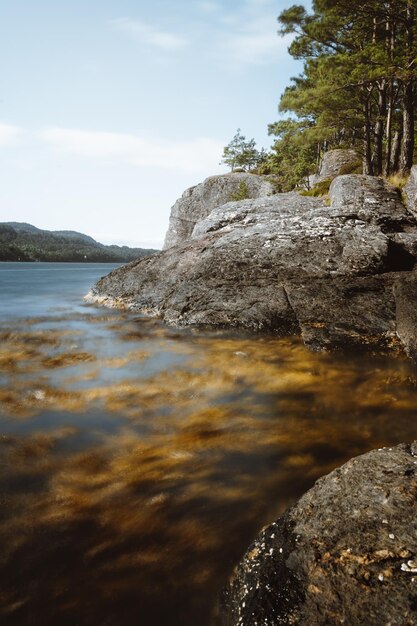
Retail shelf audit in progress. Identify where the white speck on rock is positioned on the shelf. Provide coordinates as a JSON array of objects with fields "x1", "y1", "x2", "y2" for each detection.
[{"x1": 401, "y1": 560, "x2": 417, "y2": 573}]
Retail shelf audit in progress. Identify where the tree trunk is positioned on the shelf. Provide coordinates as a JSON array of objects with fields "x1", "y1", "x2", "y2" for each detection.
[
  {"x1": 384, "y1": 83, "x2": 394, "y2": 176},
  {"x1": 399, "y1": 0, "x2": 415, "y2": 174},
  {"x1": 399, "y1": 80, "x2": 415, "y2": 174},
  {"x1": 372, "y1": 84, "x2": 386, "y2": 175},
  {"x1": 384, "y1": 3, "x2": 396, "y2": 176},
  {"x1": 391, "y1": 128, "x2": 402, "y2": 173},
  {"x1": 363, "y1": 97, "x2": 373, "y2": 175}
]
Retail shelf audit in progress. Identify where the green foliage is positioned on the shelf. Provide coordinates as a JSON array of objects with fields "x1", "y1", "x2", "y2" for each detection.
[
  {"x1": 259, "y1": 119, "x2": 318, "y2": 191},
  {"x1": 0, "y1": 223, "x2": 158, "y2": 263},
  {"x1": 275, "y1": 0, "x2": 417, "y2": 176},
  {"x1": 230, "y1": 181, "x2": 250, "y2": 202},
  {"x1": 299, "y1": 180, "x2": 331, "y2": 197},
  {"x1": 221, "y1": 129, "x2": 265, "y2": 172},
  {"x1": 338, "y1": 161, "x2": 362, "y2": 176}
]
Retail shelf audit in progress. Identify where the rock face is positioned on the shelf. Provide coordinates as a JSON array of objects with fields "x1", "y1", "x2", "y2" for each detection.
[
  {"x1": 405, "y1": 165, "x2": 417, "y2": 218},
  {"x1": 313, "y1": 149, "x2": 361, "y2": 185},
  {"x1": 222, "y1": 442, "x2": 417, "y2": 626},
  {"x1": 163, "y1": 173, "x2": 274, "y2": 249},
  {"x1": 87, "y1": 172, "x2": 417, "y2": 355}
]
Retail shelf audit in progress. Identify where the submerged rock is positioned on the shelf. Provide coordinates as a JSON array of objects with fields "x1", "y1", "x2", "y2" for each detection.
[
  {"x1": 87, "y1": 172, "x2": 417, "y2": 355},
  {"x1": 163, "y1": 173, "x2": 274, "y2": 249},
  {"x1": 222, "y1": 442, "x2": 417, "y2": 626}
]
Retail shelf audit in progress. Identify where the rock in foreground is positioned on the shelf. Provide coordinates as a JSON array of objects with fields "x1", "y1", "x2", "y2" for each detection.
[
  {"x1": 222, "y1": 442, "x2": 417, "y2": 626},
  {"x1": 86, "y1": 173, "x2": 417, "y2": 354}
]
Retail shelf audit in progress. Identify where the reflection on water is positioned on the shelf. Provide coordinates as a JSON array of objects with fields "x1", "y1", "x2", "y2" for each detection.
[{"x1": 2, "y1": 307, "x2": 417, "y2": 625}]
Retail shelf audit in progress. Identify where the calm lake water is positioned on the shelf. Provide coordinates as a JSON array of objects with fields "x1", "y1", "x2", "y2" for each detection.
[{"x1": 2, "y1": 262, "x2": 417, "y2": 625}]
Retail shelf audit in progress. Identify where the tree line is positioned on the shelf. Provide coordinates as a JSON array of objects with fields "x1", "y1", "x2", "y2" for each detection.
[
  {"x1": 0, "y1": 224, "x2": 157, "y2": 263},
  {"x1": 222, "y1": 0, "x2": 417, "y2": 190}
]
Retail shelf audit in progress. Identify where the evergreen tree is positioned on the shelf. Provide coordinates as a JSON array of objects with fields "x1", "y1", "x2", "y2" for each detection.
[
  {"x1": 276, "y1": 0, "x2": 417, "y2": 175},
  {"x1": 221, "y1": 129, "x2": 263, "y2": 172},
  {"x1": 261, "y1": 119, "x2": 318, "y2": 190}
]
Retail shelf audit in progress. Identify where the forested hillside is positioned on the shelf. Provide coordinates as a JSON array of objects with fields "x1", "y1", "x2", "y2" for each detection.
[{"x1": 0, "y1": 223, "x2": 158, "y2": 262}]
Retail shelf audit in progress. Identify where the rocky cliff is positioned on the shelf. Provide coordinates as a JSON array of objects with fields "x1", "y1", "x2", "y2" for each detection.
[
  {"x1": 163, "y1": 172, "x2": 274, "y2": 249},
  {"x1": 87, "y1": 170, "x2": 417, "y2": 356},
  {"x1": 222, "y1": 442, "x2": 417, "y2": 626}
]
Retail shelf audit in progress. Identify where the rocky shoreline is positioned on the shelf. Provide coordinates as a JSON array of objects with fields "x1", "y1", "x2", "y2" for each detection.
[
  {"x1": 86, "y1": 162, "x2": 417, "y2": 358},
  {"x1": 85, "y1": 158, "x2": 417, "y2": 623}
]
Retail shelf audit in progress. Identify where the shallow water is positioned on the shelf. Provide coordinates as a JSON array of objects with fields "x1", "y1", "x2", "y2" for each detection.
[{"x1": 1, "y1": 262, "x2": 417, "y2": 625}]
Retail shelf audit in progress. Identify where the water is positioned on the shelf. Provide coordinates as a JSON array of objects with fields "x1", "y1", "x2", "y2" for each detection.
[{"x1": 2, "y1": 262, "x2": 417, "y2": 625}]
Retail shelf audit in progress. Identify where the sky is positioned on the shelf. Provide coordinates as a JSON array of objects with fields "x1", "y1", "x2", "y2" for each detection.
[{"x1": 0, "y1": 0, "x2": 307, "y2": 249}]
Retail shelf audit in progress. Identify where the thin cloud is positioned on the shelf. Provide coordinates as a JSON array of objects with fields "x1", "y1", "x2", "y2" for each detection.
[
  {"x1": 39, "y1": 127, "x2": 224, "y2": 174},
  {"x1": 209, "y1": 0, "x2": 291, "y2": 68},
  {"x1": 198, "y1": 2, "x2": 221, "y2": 13},
  {"x1": 222, "y1": 17, "x2": 292, "y2": 66},
  {"x1": 111, "y1": 17, "x2": 188, "y2": 50},
  {"x1": 0, "y1": 122, "x2": 24, "y2": 147}
]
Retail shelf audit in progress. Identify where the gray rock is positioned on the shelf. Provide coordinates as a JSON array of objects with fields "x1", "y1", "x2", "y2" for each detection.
[
  {"x1": 285, "y1": 275, "x2": 398, "y2": 351},
  {"x1": 313, "y1": 148, "x2": 361, "y2": 185},
  {"x1": 87, "y1": 173, "x2": 417, "y2": 354},
  {"x1": 329, "y1": 175, "x2": 412, "y2": 230},
  {"x1": 405, "y1": 165, "x2": 417, "y2": 218},
  {"x1": 222, "y1": 442, "x2": 417, "y2": 626},
  {"x1": 163, "y1": 173, "x2": 274, "y2": 249}
]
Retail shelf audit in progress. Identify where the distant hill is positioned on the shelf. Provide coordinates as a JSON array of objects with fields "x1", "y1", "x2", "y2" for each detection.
[{"x1": 0, "y1": 222, "x2": 159, "y2": 263}]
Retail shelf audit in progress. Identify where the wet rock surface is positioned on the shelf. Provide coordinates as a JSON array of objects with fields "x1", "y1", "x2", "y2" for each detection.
[
  {"x1": 222, "y1": 442, "x2": 417, "y2": 626},
  {"x1": 163, "y1": 173, "x2": 274, "y2": 249},
  {"x1": 87, "y1": 173, "x2": 417, "y2": 355}
]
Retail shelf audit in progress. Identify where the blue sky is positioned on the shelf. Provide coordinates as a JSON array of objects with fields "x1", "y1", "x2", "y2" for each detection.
[{"x1": 0, "y1": 0, "x2": 306, "y2": 248}]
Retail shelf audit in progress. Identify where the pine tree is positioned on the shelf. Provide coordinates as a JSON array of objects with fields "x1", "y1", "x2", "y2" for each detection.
[
  {"x1": 276, "y1": 0, "x2": 417, "y2": 175},
  {"x1": 221, "y1": 129, "x2": 263, "y2": 172}
]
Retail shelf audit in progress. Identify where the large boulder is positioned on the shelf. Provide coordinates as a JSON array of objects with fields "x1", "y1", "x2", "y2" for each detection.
[
  {"x1": 86, "y1": 174, "x2": 417, "y2": 354},
  {"x1": 313, "y1": 149, "x2": 361, "y2": 185},
  {"x1": 222, "y1": 442, "x2": 417, "y2": 626},
  {"x1": 163, "y1": 173, "x2": 274, "y2": 249},
  {"x1": 329, "y1": 174, "x2": 412, "y2": 227}
]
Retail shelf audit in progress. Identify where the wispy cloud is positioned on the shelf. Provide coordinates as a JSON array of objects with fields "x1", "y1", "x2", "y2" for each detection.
[
  {"x1": 111, "y1": 17, "x2": 188, "y2": 50},
  {"x1": 198, "y1": 1, "x2": 221, "y2": 13},
  {"x1": 221, "y1": 17, "x2": 291, "y2": 66},
  {"x1": 0, "y1": 122, "x2": 24, "y2": 147},
  {"x1": 208, "y1": 0, "x2": 291, "y2": 68},
  {"x1": 39, "y1": 127, "x2": 224, "y2": 174}
]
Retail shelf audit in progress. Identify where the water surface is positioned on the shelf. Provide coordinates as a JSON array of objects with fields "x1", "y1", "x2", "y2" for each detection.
[{"x1": 1, "y1": 262, "x2": 417, "y2": 625}]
